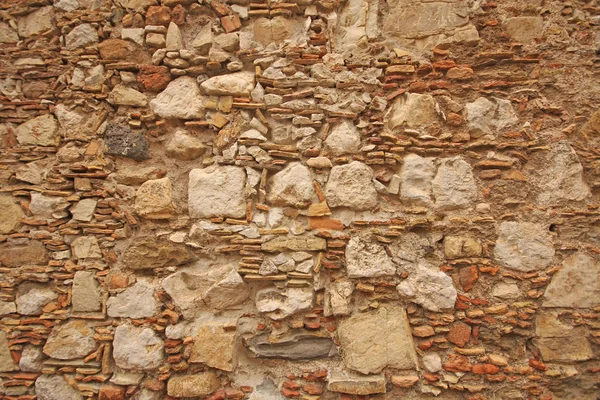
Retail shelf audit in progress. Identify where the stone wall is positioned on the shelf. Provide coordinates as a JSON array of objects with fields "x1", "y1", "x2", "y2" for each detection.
[{"x1": 0, "y1": 0, "x2": 599, "y2": 399}]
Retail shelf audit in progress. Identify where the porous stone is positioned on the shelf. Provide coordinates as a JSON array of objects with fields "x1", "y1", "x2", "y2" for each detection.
[
  {"x1": 266, "y1": 162, "x2": 314, "y2": 207},
  {"x1": 542, "y1": 252, "x2": 600, "y2": 308},
  {"x1": 324, "y1": 161, "x2": 378, "y2": 210},
  {"x1": 107, "y1": 84, "x2": 148, "y2": 107},
  {"x1": 504, "y1": 17, "x2": 544, "y2": 43},
  {"x1": 107, "y1": 281, "x2": 157, "y2": 318},
  {"x1": 256, "y1": 286, "x2": 313, "y2": 320},
  {"x1": 104, "y1": 123, "x2": 149, "y2": 160},
  {"x1": 167, "y1": 373, "x2": 220, "y2": 398},
  {"x1": 493, "y1": 222, "x2": 555, "y2": 272},
  {"x1": 432, "y1": 157, "x2": 477, "y2": 210},
  {"x1": 119, "y1": 236, "x2": 193, "y2": 270},
  {"x1": 135, "y1": 177, "x2": 174, "y2": 219},
  {"x1": 386, "y1": 93, "x2": 438, "y2": 129},
  {"x1": 0, "y1": 331, "x2": 17, "y2": 371},
  {"x1": 18, "y1": 6, "x2": 54, "y2": 38},
  {"x1": 324, "y1": 120, "x2": 361, "y2": 156},
  {"x1": 397, "y1": 261, "x2": 457, "y2": 312},
  {"x1": 190, "y1": 323, "x2": 237, "y2": 371},
  {"x1": 43, "y1": 320, "x2": 97, "y2": 360},
  {"x1": 19, "y1": 345, "x2": 44, "y2": 372},
  {"x1": 399, "y1": 153, "x2": 435, "y2": 205},
  {"x1": 188, "y1": 165, "x2": 246, "y2": 218},
  {"x1": 246, "y1": 332, "x2": 336, "y2": 360},
  {"x1": 0, "y1": 240, "x2": 49, "y2": 267},
  {"x1": 35, "y1": 375, "x2": 83, "y2": 400},
  {"x1": 137, "y1": 65, "x2": 171, "y2": 91},
  {"x1": 150, "y1": 76, "x2": 207, "y2": 119},
  {"x1": 16, "y1": 114, "x2": 59, "y2": 146},
  {"x1": 72, "y1": 271, "x2": 102, "y2": 312},
  {"x1": 338, "y1": 305, "x2": 417, "y2": 374},
  {"x1": 345, "y1": 233, "x2": 396, "y2": 278},
  {"x1": 113, "y1": 323, "x2": 164, "y2": 371},
  {"x1": 0, "y1": 195, "x2": 23, "y2": 234},
  {"x1": 327, "y1": 373, "x2": 386, "y2": 395},
  {"x1": 65, "y1": 24, "x2": 98, "y2": 50},
  {"x1": 165, "y1": 129, "x2": 206, "y2": 160},
  {"x1": 465, "y1": 97, "x2": 518, "y2": 137},
  {"x1": 16, "y1": 283, "x2": 57, "y2": 315},
  {"x1": 200, "y1": 71, "x2": 255, "y2": 96}
]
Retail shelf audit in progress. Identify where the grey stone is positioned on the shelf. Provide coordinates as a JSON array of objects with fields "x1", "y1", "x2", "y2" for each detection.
[
  {"x1": 465, "y1": 97, "x2": 518, "y2": 137},
  {"x1": 0, "y1": 22, "x2": 18, "y2": 43},
  {"x1": 104, "y1": 123, "x2": 149, "y2": 161},
  {"x1": 504, "y1": 17, "x2": 544, "y2": 43},
  {"x1": 16, "y1": 283, "x2": 58, "y2": 316},
  {"x1": 113, "y1": 323, "x2": 164, "y2": 371},
  {"x1": 72, "y1": 271, "x2": 102, "y2": 312},
  {"x1": 246, "y1": 332, "x2": 336, "y2": 360},
  {"x1": 338, "y1": 306, "x2": 417, "y2": 374},
  {"x1": 422, "y1": 352, "x2": 442, "y2": 373},
  {"x1": 324, "y1": 161, "x2": 378, "y2": 210},
  {"x1": 397, "y1": 261, "x2": 457, "y2": 312},
  {"x1": 188, "y1": 165, "x2": 246, "y2": 218},
  {"x1": 107, "y1": 281, "x2": 157, "y2": 318},
  {"x1": 200, "y1": 71, "x2": 255, "y2": 96},
  {"x1": 150, "y1": 76, "x2": 207, "y2": 119},
  {"x1": 0, "y1": 195, "x2": 23, "y2": 234},
  {"x1": 29, "y1": 192, "x2": 69, "y2": 218},
  {"x1": 43, "y1": 320, "x2": 97, "y2": 360},
  {"x1": 16, "y1": 114, "x2": 59, "y2": 146},
  {"x1": 256, "y1": 287, "x2": 313, "y2": 320},
  {"x1": 0, "y1": 331, "x2": 17, "y2": 372},
  {"x1": 119, "y1": 236, "x2": 193, "y2": 270},
  {"x1": 18, "y1": 6, "x2": 54, "y2": 38},
  {"x1": 432, "y1": 157, "x2": 477, "y2": 210},
  {"x1": 266, "y1": 162, "x2": 314, "y2": 208},
  {"x1": 0, "y1": 300, "x2": 16, "y2": 316},
  {"x1": 107, "y1": 84, "x2": 148, "y2": 107},
  {"x1": 65, "y1": 24, "x2": 98, "y2": 50},
  {"x1": 345, "y1": 233, "x2": 396, "y2": 278},
  {"x1": 542, "y1": 252, "x2": 600, "y2": 308},
  {"x1": 493, "y1": 222, "x2": 555, "y2": 272},
  {"x1": 386, "y1": 93, "x2": 438, "y2": 129},
  {"x1": 35, "y1": 375, "x2": 83, "y2": 400}
]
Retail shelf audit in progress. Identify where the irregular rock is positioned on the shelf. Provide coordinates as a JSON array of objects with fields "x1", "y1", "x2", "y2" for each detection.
[
  {"x1": 542, "y1": 252, "x2": 600, "y2": 308},
  {"x1": 35, "y1": 375, "x2": 83, "y2": 400},
  {"x1": 165, "y1": 22, "x2": 183, "y2": 50},
  {"x1": 104, "y1": 123, "x2": 149, "y2": 161},
  {"x1": 70, "y1": 198, "x2": 97, "y2": 222},
  {"x1": 65, "y1": 24, "x2": 98, "y2": 50},
  {"x1": 15, "y1": 161, "x2": 44, "y2": 184},
  {"x1": 119, "y1": 236, "x2": 193, "y2": 270},
  {"x1": 29, "y1": 192, "x2": 69, "y2": 218},
  {"x1": 71, "y1": 236, "x2": 102, "y2": 259},
  {"x1": 17, "y1": 6, "x2": 54, "y2": 38},
  {"x1": 16, "y1": 283, "x2": 57, "y2": 315},
  {"x1": 422, "y1": 353, "x2": 442, "y2": 373},
  {"x1": 324, "y1": 120, "x2": 361, "y2": 156},
  {"x1": 150, "y1": 77, "x2": 206, "y2": 119},
  {"x1": 465, "y1": 97, "x2": 518, "y2": 137},
  {"x1": 188, "y1": 165, "x2": 246, "y2": 218},
  {"x1": 113, "y1": 323, "x2": 164, "y2": 371},
  {"x1": 327, "y1": 373, "x2": 386, "y2": 395},
  {"x1": 200, "y1": 71, "x2": 255, "y2": 96},
  {"x1": 534, "y1": 310, "x2": 593, "y2": 362},
  {"x1": 399, "y1": 153, "x2": 435, "y2": 205},
  {"x1": 146, "y1": 6, "x2": 171, "y2": 26},
  {"x1": 43, "y1": 320, "x2": 97, "y2": 360},
  {"x1": 266, "y1": 162, "x2": 314, "y2": 207},
  {"x1": 492, "y1": 281, "x2": 520, "y2": 299},
  {"x1": 443, "y1": 236, "x2": 482, "y2": 259},
  {"x1": 530, "y1": 142, "x2": 591, "y2": 204},
  {"x1": 135, "y1": 177, "x2": 174, "y2": 219},
  {"x1": 432, "y1": 157, "x2": 477, "y2": 210},
  {"x1": 0, "y1": 22, "x2": 18, "y2": 43},
  {"x1": 192, "y1": 23, "x2": 212, "y2": 53},
  {"x1": 0, "y1": 300, "x2": 16, "y2": 315},
  {"x1": 107, "y1": 84, "x2": 148, "y2": 107},
  {"x1": 345, "y1": 233, "x2": 396, "y2": 278},
  {"x1": 167, "y1": 373, "x2": 220, "y2": 398},
  {"x1": 190, "y1": 323, "x2": 237, "y2": 371},
  {"x1": 107, "y1": 281, "x2": 157, "y2": 318},
  {"x1": 256, "y1": 287, "x2": 313, "y2": 320},
  {"x1": 0, "y1": 331, "x2": 17, "y2": 371},
  {"x1": 261, "y1": 235, "x2": 327, "y2": 252},
  {"x1": 19, "y1": 344, "x2": 44, "y2": 372},
  {"x1": 162, "y1": 264, "x2": 248, "y2": 319},
  {"x1": 246, "y1": 331, "x2": 336, "y2": 360},
  {"x1": 397, "y1": 261, "x2": 457, "y2": 312},
  {"x1": 493, "y1": 222, "x2": 555, "y2": 272},
  {"x1": 0, "y1": 195, "x2": 23, "y2": 234},
  {"x1": 504, "y1": 17, "x2": 544, "y2": 43},
  {"x1": 326, "y1": 280, "x2": 353, "y2": 316},
  {"x1": 0, "y1": 240, "x2": 49, "y2": 267},
  {"x1": 121, "y1": 27, "x2": 145, "y2": 45},
  {"x1": 98, "y1": 38, "x2": 149, "y2": 62},
  {"x1": 165, "y1": 129, "x2": 206, "y2": 160},
  {"x1": 137, "y1": 65, "x2": 171, "y2": 91},
  {"x1": 338, "y1": 306, "x2": 417, "y2": 374},
  {"x1": 16, "y1": 114, "x2": 59, "y2": 146},
  {"x1": 324, "y1": 161, "x2": 377, "y2": 210},
  {"x1": 386, "y1": 93, "x2": 437, "y2": 129},
  {"x1": 251, "y1": 16, "x2": 299, "y2": 45},
  {"x1": 72, "y1": 271, "x2": 102, "y2": 312}
]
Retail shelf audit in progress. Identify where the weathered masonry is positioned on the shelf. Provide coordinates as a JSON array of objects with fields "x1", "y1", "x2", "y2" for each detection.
[{"x1": 0, "y1": 0, "x2": 599, "y2": 399}]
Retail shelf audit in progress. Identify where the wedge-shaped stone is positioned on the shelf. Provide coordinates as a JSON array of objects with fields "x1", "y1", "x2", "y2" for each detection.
[
  {"x1": 150, "y1": 76, "x2": 207, "y2": 119},
  {"x1": 256, "y1": 287, "x2": 313, "y2": 320},
  {"x1": 190, "y1": 323, "x2": 237, "y2": 371},
  {"x1": 266, "y1": 162, "x2": 314, "y2": 208},
  {"x1": 386, "y1": 93, "x2": 437, "y2": 129},
  {"x1": 338, "y1": 306, "x2": 418, "y2": 374},
  {"x1": 397, "y1": 261, "x2": 457, "y2": 312}
]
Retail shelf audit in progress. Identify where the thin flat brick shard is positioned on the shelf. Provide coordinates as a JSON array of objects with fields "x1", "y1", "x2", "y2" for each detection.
[{"x1": 0, "y1": 0, "x2": 598, "y2": 399}]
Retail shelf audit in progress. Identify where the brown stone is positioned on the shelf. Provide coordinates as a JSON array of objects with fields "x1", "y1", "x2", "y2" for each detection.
[
  {"x1": 146, "y1": 6, "x2": 171, "y2": 26},
  {"x1": 0, "y1": 240, "x2": 49, "y2": 267},
  {"x1": 458, "y1": 265, "x2": 478, "y2": 292},
  {"x1": 171, "y1": 4, "x2": 186, "y2": 25},
  {"x1": 447, "y1": 322, "x2": 471, "y2": 347},
  {"x1": 167, "y1": 373, "x2": 220, "y2": 398},
  {"x1": 98, "y1": 39, "x2": 149, "y2": 63},
  {"x1": 471, "y1": 363, "x2": 500, "y2": 375},
  {"x1": 221, "y1": 14, "x2": 241, "y2": 33},
  {"x1": 443, "y1": 353, "x2": 471, "y2": 372},
  {"x1": 391, "y1": 375, "x2": 419, "y2": 388},
  {"x1": 138, "y1": 65, "x2": 171, "y2": 92},
  {"x1": 98, "y1": 385, "x2": 127, "y2": 400},
  {"x1": 308, "y1": 217, "x2": 343, "y2": 231},
  {"x1": 412, "y1": 325, "x2": 435, "y2": 338}
]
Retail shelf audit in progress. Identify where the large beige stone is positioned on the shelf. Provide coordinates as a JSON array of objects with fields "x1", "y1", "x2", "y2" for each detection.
[
  {"x1": 534, "y1": 310, "x2": 593, "y2": 362},
  {"x1": 107, "y1": 281, "x2": 157, "y2": 318},
  {"x1": 0, "y1": 240, "x2": 49, "y2": 267},
  {"x1": 167, "y1": 373, "x2": 220, "y2": 398},
  {"x1": 188, "y1": 165, "x2": 246, "y2": 218},
  {"x1": 542, "y1": 252, "x2": 600, "y2": 308},
  {"x1": 113, "y1": 323, "x2": 164, "y2": 371},
  {"x1": 399, "y1": 153, "x2": 435, "y2": 206},
  {"x1": 324, "y1": 161, "x2": 378, "y2": 210},
  {"x1": 200, "y1": 71, "x2": 255, "y2": 96},
  {"x1": 165, "y1": 129, "x2": 206, "y2": 160},
  {"x1": 266, "y1": 162, "x2": 314, "y2": 208},
  {"x1": 324, "y1": 120, "x2": 361, "y2": 156},
  {"x1": 17, "y1": 6, "x2": 54, "y2": 38},
  {"x1": 190, "y1": 323, "x2": 237, "y2": 371},
  {"x1": 252, "y1": 17, "x2": 299, "y2": 45},
  {"x1": 432, "y1": 157, "x2": 477, "y2": 210},
  {"x1": 150, "y1": 77, "x2": 207, "y2": 119},
  {"x1": 43, "y1": 320, "x2": 97, "y2": 360},
  {"x1": 327, "y1": 374, "x2": 386, "y2": 395},
  {"x1": 16, "y1": 114, "x2": 60, "y2": 146},
  {"x1": 386, "y1": 93, "x2": 438, "y2": 129},
  {"x1": 397, "y1": 261, "x2": 457, "y2": 312},
  {"x1": 345, "y1": 232, "x2": 396, "y2": 278},
  {"x1": 35, "y1": 375, "x2": 83, "y2": 400},
  {"x1": 0, "y1": 195, "x2": 23, "y2": 234},
  {"x1": 504, "y1": 17, "x2": 544, "y2": 43},
  {"x1": 135, "y1": 177, "x2": 175, "y2": 219},
  {"x1": 338, "y1": 306, "x2": 418, "y2": 374},
  {"x1": 256, "y1": 286, "x2": 313, "y2": 320},
  {"x1": 72, "y1": 271, "x2": 102, "y2": 312},
  {"x1": 107, "y1": 84, "x2": 148, "y2": 107},
  {"x1": 0, "y1": 331, "x2": 17, "y2": 372},
  {"x1": 16, "y1": 282, "x2": 57, "y2": 315},
  {"x1": 119, "y1": 236, "x2": 193, "y2": 270},
  {"x1": 261, "y1": 235, "x2": 327, "y2": 252},
  {"x1": 493, "y1": 222, "x2": 555, "y2": 272}
]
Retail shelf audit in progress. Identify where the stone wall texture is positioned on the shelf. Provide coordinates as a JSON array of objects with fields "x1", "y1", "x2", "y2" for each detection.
[{"x1": 0, "y1": 0, "x2": 599, "y2": 399}]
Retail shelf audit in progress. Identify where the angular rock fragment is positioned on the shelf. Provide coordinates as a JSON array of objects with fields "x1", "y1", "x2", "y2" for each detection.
[
  {"x1": 113, "y1": 323, "x2": 164, "y2": 371},
  {"x1": 327, "y1": 373, "x2": 386, "y2": 395},
  {"x1": 19, "y1": 344, "x2": 44, "y2": 372},
  {"x1": 190, "y1": 323, "x2": 237, "y2": 371},
  {"x1": 542, "y1": 252, "x2": 600, "y2": 308},
  {"x1": 493, "y1": 222, "x2": 554, "y2": 272},
  {"x1": 256, "y1": 287, "x2": 313, "y2": 320},
  {"x1": 261, "y1": 235, "x2": 326, "y2": 252},
  {"x1": 119, "y1": 236, "x2": 193, "y2": 270},
  {"x1": 399, "y1": 153, "x2": 435, "y2": 205},
  {"x1": 16, "y1": 114, "x2": 59, "y2": 146},
  {"x1": 266, "y1": 162, "x2": 314, "y2": 207},
  {"x1": 72, "y1": 271, "x2": 102, "y2": 312},
  {"x1": 150, "y1": 77, "x2": 206, "y2": 119},
  {"x1": 338, "y1": 306, "x2": 417, "y2": 374},
  {"x1": 107, "y1": 281, "x2": 157, "y2": 318},
  {"x1": 397, "y1": 261, "x2": 457, "y2": 312},
  {"x1": 43, "y1": 320, "x2": 97, "y2": 360},
  {"x1": 70, "y1": 199, "x2": 97, "y2": 222},
  {"x1": 432, "y1": 157, "x2": 477, "y2": 210},
  {"x1": 135, "y1": 177, "x2": 175, "y2": 219},
  {"x1": 104, "y1": 123, "x2": 149, "y2": 160},
  {"x1": 324, "y1": 120, "x2": 361, "y2": 156},
  {"x1": 35, "y1": 375, "x2": 83, "y2": 400},
  {"x1": 167, "y1": 373, "x2": 220, "y2": 398},
  {"x1": 0, "y1": 240, "x2": 49, "y2": 267},
  {"x1": 71, "y1": 236, "x2": 102, "y2": 259},
  {"x1": 504, "y1": 17, "x2": 544, "y2": 43},
  {"x1": 345, "y1": 233, "x2": 395, "y2": 278},
  {"x1": 17, "y1": 6, "x2": 54, "y2": 38},
  {"x1": 29, "y1": 192, "x2": 69, "y2": 218},
  {"x1": 465, "y1": 97, "x2": 518, "y2": 137},
  {"x1": 386, "y1": 93, "x2": 438, "y2": 129},
  {"x1": 16, "y1": 283, "x2": 57, "y2": 315},
  {"x1": 0, "y1": 195, "x2": 23, "y2": 234},
  {"x1": 246, "y1": 331, "x2": 336, "y2": 360},
  {"x1": 107, "y1": 84, "x2": 148, "y2": 107},
  {"x1": 200, "y1": 71, "x2": 255, "y2": 96},
  {"x1": 188, "y1": 165, "x2": 246, "y2": 218},
  {"x1": 534, "y1": 310, "x2": 593, "y2": 362},
  {"x1": 0, "y1": 331, "x2": 17, "y2": 372},
  {"x1": 65, "y1": 24, "x2": 98, "y2": 50},
  {"x1": 324, "y1": 161, "x2": 377, "y2": 210},
  {"x1": 0, "y1": 22, "x2": 18, "y2": 43},
  {"x1": 165, "y1": 129, "x2": 206, "y2": 160}
]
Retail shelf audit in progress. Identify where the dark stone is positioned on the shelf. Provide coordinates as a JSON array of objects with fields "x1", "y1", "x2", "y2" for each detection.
[
  {"x1": 104, "y1": 123, "x2": 149, "y2": 161},
  {"x1": 119, "y1": 237, "x2": 194, "y2": 270},
  {"x1": 245, "y1": 332, "x2": 337, "y2": 360}
]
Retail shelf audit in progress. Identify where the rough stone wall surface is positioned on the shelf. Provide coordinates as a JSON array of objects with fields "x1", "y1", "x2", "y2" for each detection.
[{"x1": 0, "y1": 0, "x2": 599, "y2": 399}]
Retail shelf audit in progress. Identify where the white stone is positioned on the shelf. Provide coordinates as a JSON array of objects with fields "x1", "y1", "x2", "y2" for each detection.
[
  {"x1": 150, "y1": 77, "x2": 207, "y2": 119},
  {"x1": 324, "y1": 161, "x2": 378, "y2": 210},
  {"x1": 188, "y1": 165, "x2": 246, "y2": 218},
  {"x1": 386, "y1": 93, "x2": 438, "y2": 129},
  {"x1": 266, "y1": 162, "x2": 314, "y2": 207},
  {"x1": 492, "y1": 281, "x2": 521, "y2": 299},
  {"x1": 65, "y1": 24, "x2": 98, "y2": 50},
  {"x1": 16, "y1": 114, "x2": 60, "y2": 146},
  {"x1": 107, "y1": 281, "x2": 157, "y2": 318},
  {"x1": 465, "y1": 97, "x2": 518, "y2": 137},
  {"x1": 345, "y1": 233, "x2": 396, "y2": 278},
  {"x1": 29, "y1": 192, "x2": 69, "y2": 218},
  {"x1": 108, "y1": 84, "x2": 148, "y2": 107},
  {"x1": 70, "y1": 198, "x2": 97, "y2": 222},
  {"x1": 400, "y1": 154, "x2": 435, "y2": 206},
  {"x1": 543, "y1": 252, "x2": 600, "y2": 308},
  {"x1": 432, "y1": 157, "x2": 477, "y2": 210},
  {"x1": 200, "y1": 71, "x2": 255, "y2": 96},
  {"x1": 493, "y1": 222, "x2": 555, "y2": 272},
  {"x1": 72, "y1": 271, "x2": 102, "y2": 312},
  {"x1": 325, "y1": 120, "x2": 361, "y2": 156},
  {"x1": 16, "y1": 283, "x2": 58, "y2": 315},
  {"x1": 397, "y1": 261, "x2": 457, "y2": 312},
  {"x1": 256, "y1": 287, "x2": 313, "y2": 320},
  {"x1": 422, "y1": 353, "x2": 442, "y2": 372},
  {"x1": 113, "y1": 323, "x2": 164, "y2": 371},
  {"x1": 35, "y1": 375, "x2": 83, "y2": 400}
]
